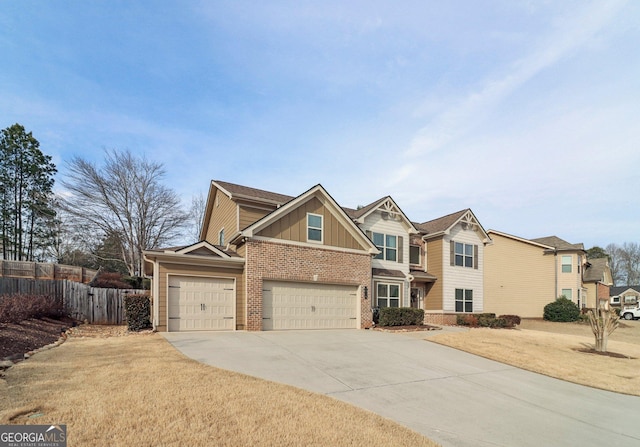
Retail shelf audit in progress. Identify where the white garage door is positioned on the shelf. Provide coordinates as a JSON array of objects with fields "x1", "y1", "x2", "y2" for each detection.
[
  {"x1": 262, "y1": 281, "x2": 358, "y2": 330},
  {"x1": 168, "y1": 276, "x2": 235, "y2": 331}
]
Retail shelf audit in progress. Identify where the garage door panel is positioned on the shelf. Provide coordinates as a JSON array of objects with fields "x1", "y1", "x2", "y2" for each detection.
[
  {"x1": 168, "y1": 276, "x2": 235, "y2": 331},
  {"x1": 263, "y1": 281, "x2": 358, "y2": 330}
]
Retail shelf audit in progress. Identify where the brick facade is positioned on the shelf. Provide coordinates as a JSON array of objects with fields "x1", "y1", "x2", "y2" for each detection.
[
  {"x1": 597, "y1": 282, "x2": 610, "y2": 301},
  {"x1": 424, "y1": 312, "x2": 458, "y2": 326},
  {"x1": 244, "y1": 239, "x2": 373, "y2": 330}
]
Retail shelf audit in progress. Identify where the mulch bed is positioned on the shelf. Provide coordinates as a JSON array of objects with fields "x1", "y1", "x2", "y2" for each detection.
[
  {"x1": 0, "y1": 317, "x2": 76, "y2": 360},
  {"x1": 573, "y1": 347, "x2": 636, "y2": 359},
  {"x1": 372, "y1": 324, "x2": 441, "y2": 332}
]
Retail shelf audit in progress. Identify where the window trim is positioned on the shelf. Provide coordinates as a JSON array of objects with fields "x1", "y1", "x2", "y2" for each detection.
[
  {"x1": 455, "y1": 288, "x2": 473, "y2": 313},
  {"x1": 409, "y1": 244, "x2": 421, "y2": 265},
  {"x1": 371, "y1": 231, "x2": 402, "y2": 262},
  {"x1": 451, "y1": 241, "x2": 477, "y2": 269},
  {"x1": 376, "y1": 282, "x2": 401, "y2": 308},
  {"x1": 219, "y1": 228, "x2": 225, "y2": 246},
  {"x1": 561, "y1": 255, "x2": 572, "y2": 273},
  {"x1": 307, "y1": 212, "x2": 323, "y2": 243},
  {"x1": 561, "y1": 288, "x2": 573, "y2": 300}
]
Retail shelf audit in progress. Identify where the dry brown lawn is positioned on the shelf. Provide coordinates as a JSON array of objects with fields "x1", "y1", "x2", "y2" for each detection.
[
  {"x1": 429, "y1": 319, "x2": 640, "y2": 396},
  {"x1": 0, "y1": 327, "x2": 439, "y2": 447}
]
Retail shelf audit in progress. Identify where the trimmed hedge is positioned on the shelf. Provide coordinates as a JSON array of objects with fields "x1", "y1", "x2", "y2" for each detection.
[
  {"x1": 124, "y1": 294, "x2": 151, "y2": 331},
  {"x1": 378, "y1": 307, "x2": 424, "y2": 326},
  {"x1": 456, "y1": 313, "x2": 520, "y2": 329},
  {"x1": 543, "y1": 297, "x2": 580, "y2": 322}
]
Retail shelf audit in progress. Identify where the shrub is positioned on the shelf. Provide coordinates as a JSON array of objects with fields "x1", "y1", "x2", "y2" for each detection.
[
  {"x1": 543, "y1": 296, "x2": 580, "y2": 322},
  {"x1": 499, "y1": 315, "x2": 521, "y2": 327},
  {"x1": 91, "y1": 272, "x2": 133, "y2": 289},
  {"x1": 378, "y1": 307, "x2": 424, "y2": 327},
  {"x1": 457, "y1": 313, "x2": 519, "y2": 329},
  {"x1": 124, "y1": 294, "x2": 151, "y2": 331},
  {"x1": 0, "y1": 293, "x2": 63, "y2": 323}
]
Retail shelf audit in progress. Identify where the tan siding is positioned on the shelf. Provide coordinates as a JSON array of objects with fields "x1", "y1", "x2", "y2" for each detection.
[
  {"x1": 257, "y1": 197, "x2": 365, "y2": 250},
  {"x1": 484, "y1": 233, "x2": 556, "y2": 318},
  {"x1": 239, "y1": 205, "x2": 272, "y2": 230},
  {"x1": 156, "y1": 262, "x2": 245, "y2": 332},
  {"x1": 425, "y1": 239, "x2": 443, "y2": 310},
  {"x1": 205, "y1": 190, "x2": 238, "y2": 244}
]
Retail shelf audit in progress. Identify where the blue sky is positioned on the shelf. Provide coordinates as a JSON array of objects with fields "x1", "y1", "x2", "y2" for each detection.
[{"x1": 1, "y1": 0, "x2": 638, "y2": 248}]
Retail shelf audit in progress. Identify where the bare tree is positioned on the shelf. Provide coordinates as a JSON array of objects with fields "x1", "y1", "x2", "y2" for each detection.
[
  {"x1": 620, "y1": 242, "x2": 640, "y2": 285},
  {"x1": 188, "y1": 192, "x2": 206, "y2": 243},
  {"x1": 587, "y1": 302, "x2": 619, "y2": 353},
  {"x1": 60, "y1": 149, "x2": 187, "y2": 276},
  {"x1": 606, "y1": 243, "x2": 623, "y2": 286}
]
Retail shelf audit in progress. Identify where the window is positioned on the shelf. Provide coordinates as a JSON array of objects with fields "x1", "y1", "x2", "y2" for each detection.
[
  {"x1": 455, "y1": 289, "x2": 473, "y2": 312},
  {"x1": 409, "y1": 245, "x2": 421, "y2": 265},
  {"x1": 377, "y1": 283, "x2": 400, "y2": 308},
  {"x1": 219, "y1": 229, "x2": 224, "y2": 245},
  {"x1": 453, "y1": 242, "x2": 475, "y2": 268},
  {"x1": 561, "y1": 289, "x2": 572, "y2": 299},
  {"x1": 372, "y1": 232, "x2": 399, "y2": 262},
  {"x1": 307, "y1": 213, "x2": 323, "y2": 242},
  {"x1": 561, "y1": 256, "x2": 572, "y2": 273}
]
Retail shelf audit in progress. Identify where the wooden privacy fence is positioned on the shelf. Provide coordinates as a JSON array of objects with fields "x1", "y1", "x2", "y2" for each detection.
[
  {"x1": 0, "y1": 277, "x2": 148, "y2": 325},
  {"x1": 0, "y1": 260, "x2": 98, "y2": 284}
]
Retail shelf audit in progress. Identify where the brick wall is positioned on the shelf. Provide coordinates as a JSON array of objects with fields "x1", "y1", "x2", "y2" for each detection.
[
  {"x1": 597, "y1": 282, "x2": 610, "y2": 300},
  {"x1": 424, "y1": 313, "x2": 458, "y2": 326},
  {"x1": 245, "y1": 239, "x2": 372, "y2": 330}
]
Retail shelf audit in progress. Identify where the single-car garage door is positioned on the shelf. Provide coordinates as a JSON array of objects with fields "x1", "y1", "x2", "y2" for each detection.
[
  {"x1": 262, "y1": 281, "x2": 358, "y2": 330},
  {"x1": 168, "y1": 276, "x2": 235, "y2": 331}
]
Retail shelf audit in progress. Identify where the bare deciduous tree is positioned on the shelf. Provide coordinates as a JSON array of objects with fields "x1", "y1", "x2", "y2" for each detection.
[
  {"x1": 60, "y1": 149, "x2": 187, "y2": 276},
  {"x1": 188, "y1": 192, "x2": 206, "y2": 243}
]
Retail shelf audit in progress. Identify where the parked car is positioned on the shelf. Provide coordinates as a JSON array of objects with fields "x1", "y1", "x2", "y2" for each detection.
[{"x1": 621, "y1": 305, "x2": 640, "y2": 320}]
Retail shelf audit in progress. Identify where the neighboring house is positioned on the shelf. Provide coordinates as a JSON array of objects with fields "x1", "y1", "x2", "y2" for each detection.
[
  {"x1": 412, "y1": 209, "x2": 491, "y2": 325},
  {"x1": 582, "y1": 258, "x2": 613, "y2": 308},
  {"x1": 343, "y1": 197, "x2": 420, "y2": 309},
  {"x1": 144, "y1": 181, "x2": 378, "y2": 332},
  {"x1": 484, "y1": 231, "x2": 588, "y2": 318},
  {"x1": 609, "y1": 286, "x2": 640, "y2": 307}
]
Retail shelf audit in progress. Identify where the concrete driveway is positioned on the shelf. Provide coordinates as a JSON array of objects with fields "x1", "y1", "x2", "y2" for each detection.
[{"x1": 163, "y1": 329, "x2": 640, "y2": 447}]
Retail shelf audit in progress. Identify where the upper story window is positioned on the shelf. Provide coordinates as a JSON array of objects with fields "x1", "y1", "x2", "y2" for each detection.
[
  {"x1": 409, "y1": 245, "x2": 421, "y2": 265},
  {"x1": 561, "y1": 255, "x2": 572, "y2": 273},
  {"x1": 219, "y1": 229, "x2": 224, "y2": 245},
  {"x1": 372, "y1": 232, "x2": 399, "y2": 261},
  {"x1": 452, "y1": 241, "x2": 475, "y2": 268},
  {"x1": 307, "y1": 213, "x2": 323, "y2": 243}
]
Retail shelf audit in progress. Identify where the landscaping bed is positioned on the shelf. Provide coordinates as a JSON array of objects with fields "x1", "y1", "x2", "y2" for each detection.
[{"x1": 0, "y1": 317, "x2": 75, "y2": 360}]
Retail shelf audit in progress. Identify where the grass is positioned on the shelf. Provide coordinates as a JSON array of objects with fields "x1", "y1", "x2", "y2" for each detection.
[
  {"x1": 0, "y1": 328, "x2": 439, "y2": 447},
  {"x1": 429, "y1": 319, "x2": 640, "y2": 396}
]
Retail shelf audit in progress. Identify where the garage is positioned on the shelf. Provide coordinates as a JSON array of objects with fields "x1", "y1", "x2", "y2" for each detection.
[
  {"x1": 262, "y1": 281, "x2": 359, "y2": 330},
  {"x1": 168, "y1": 275, "x2": 235, "y2": 331}
]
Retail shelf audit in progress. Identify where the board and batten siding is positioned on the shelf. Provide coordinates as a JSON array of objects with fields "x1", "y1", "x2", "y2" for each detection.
[
  {"x1": 441, "y1": 224, "x2": 484, "y2": 313},
  {"x1": 484, "y1": 232, "x2": 555, "y2": 318},
  {"x1": 257, "y1": 197, "x2": 364, "y2": 250},
  {"x1": 425, "y1": 238, "x2": 444, "y2": 310},
  {"x1": 205, "y1": 190, "x2": 238, "y2": 244},
  {"x1": 156, "y1": 262, "x2": 245, "y2": 332}
]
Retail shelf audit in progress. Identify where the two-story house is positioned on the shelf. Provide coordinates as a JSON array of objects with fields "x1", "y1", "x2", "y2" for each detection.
[
  {"x1": 144, "y1": 181, "x2": 378, "y2": 332},
  {"x1": 343, "y1": 197, "x2": 419, "y2": 309},
  {"x1": 411, "y1": 209, "x2": 491, "y2": 325},
  {"x1": 484, "y1": 230, "x2": 588, "y2": 318}
]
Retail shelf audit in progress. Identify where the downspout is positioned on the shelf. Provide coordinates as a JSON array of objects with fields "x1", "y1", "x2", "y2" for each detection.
[{"x1": 554, "y1": 248, "x2": 558, "y2": 299}]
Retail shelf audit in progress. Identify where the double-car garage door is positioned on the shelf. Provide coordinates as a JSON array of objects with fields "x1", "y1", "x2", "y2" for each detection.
[{"x1": 262, "y1": 281, "x2": 358, "y2": 330}]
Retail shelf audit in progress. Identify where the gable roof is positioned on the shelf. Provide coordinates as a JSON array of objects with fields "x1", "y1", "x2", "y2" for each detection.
[
  {"x1": 344, "y1": 196, "x2": 418, "y2": 234},
  {"x1": 213, "y1": 180, "x2": 294, "y2": 205},
  {"x1": 583, "y1": 257, "x2": 611, "y2": 283},
  {"x1": 416, "y1": 209, "x2": 490, "y2": 242},
  {"x1": 610, "y1": 285, "x2": 640, "y2": 296},
  {"x1": 235, "y1": 184, "x2": 379, "y2": 254},
  {"x1": 487, "y1": 229, "x2": 557, "y2": 250},
  {"x1": 530, "y1": 236, "x2": 584, "y2": 251}
]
